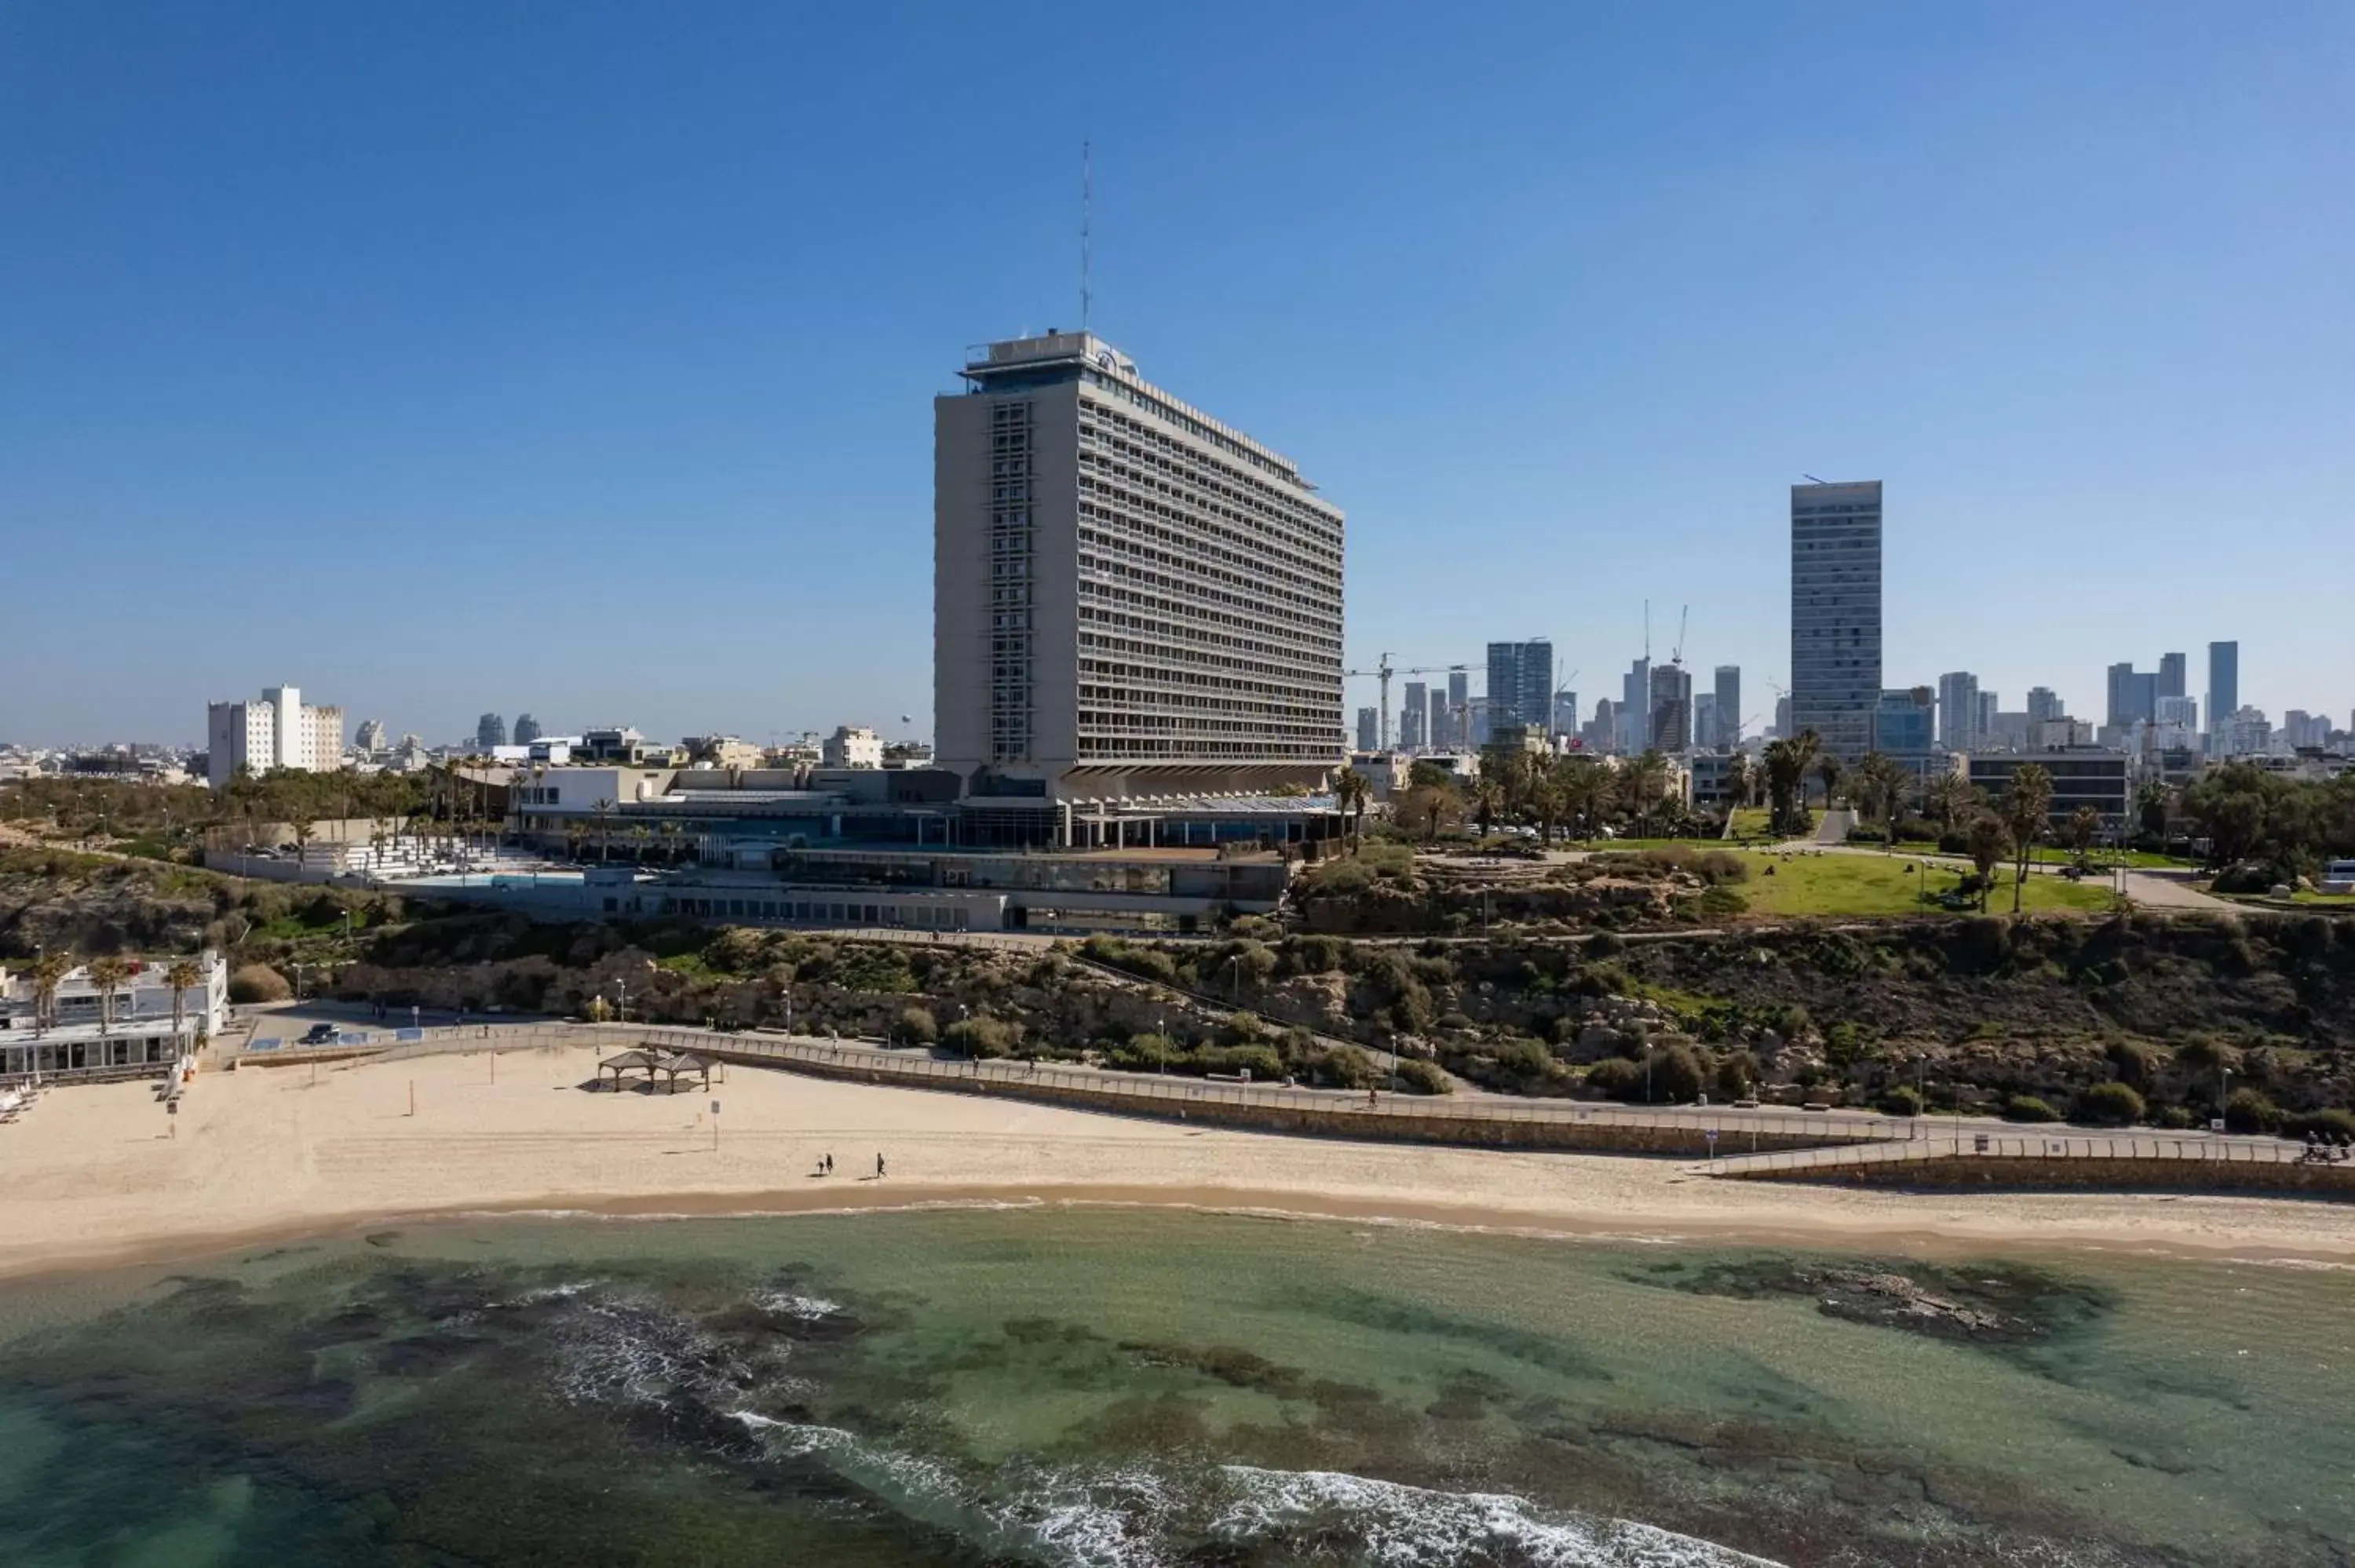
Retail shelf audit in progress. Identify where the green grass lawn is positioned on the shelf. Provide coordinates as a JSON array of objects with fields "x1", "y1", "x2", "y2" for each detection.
[
  {"x1": 2023, "y1": 846, "x2": 2195, "y2": 870},
  {"x1": 1725, "y1": 808, "x2": 1774, "y2": 841},
  {"x1": 1725, "y1": 851, "x2": 2115, "y2": 919}
]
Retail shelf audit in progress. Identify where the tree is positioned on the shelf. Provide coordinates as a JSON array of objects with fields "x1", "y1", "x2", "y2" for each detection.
[
  {"x1": 28, "y1": 951, "x2": 70, "y2": 1031},
  {"x1": 1722, "y1": 752, "x2": 1754, "y2": 815},
  {"x1": 1557, "y1": 757, "x2": 1616, "y2": 844},
  {"x1": 1762, "y1": 739, "x2": 1803, "y2": 834},
  {"x1": 1854, "y1": 752, "x2": 1908, "y2": 853},
  {"x1": 163, "y1": 957, "x2": 202, "y2": 1045},
  {"x1": 1815, "y1": 753, "x2": 1844, "y2": 811},
  {"x1": 2002, "y1": 763, "x2": 2055, "y2": 913},
  {"x1": 2065, "y1": 805, "x2": 2102, "y2": 868},
  {"x1": 2135, "y1": 778, "x2": 2172, "y2": 844},
  {"x1": 1925, "y1": 771, "x2": 1974, "y2": 841},
  {"x1": 1622, "y1": 749, "x2": 1670, "y2": 838},
  {"x1": 86, "y1": 955, "x2": 133, "y2": 1036},
  {"x1": 1472, "y1": 777, "x2": 1504, "y2": 839},
  {"x1": 1331, "y1": 767, "x2": 1371, "y2": 852},
  {"x1": 591, "y1": 798, "x2": 617, "y2": 863},
  {"x1": 1966, "y1": 813, "x2": 2010, "y2": 912}
]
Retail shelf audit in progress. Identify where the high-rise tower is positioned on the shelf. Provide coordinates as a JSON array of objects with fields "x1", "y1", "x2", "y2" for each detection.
[
  {"x1": 1790, "y1": 480, "x2": 1882, "y2": 759},
  {"x1": 935, "y1": 333, "x2": 1345, "y2": 797}
]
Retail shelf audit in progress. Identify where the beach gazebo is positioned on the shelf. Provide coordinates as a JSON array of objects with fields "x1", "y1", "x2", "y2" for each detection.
[
  {"x1": 656, "y1": 1052, "x2": 715, "y2": 1093},
  {"x1": 597, "y1": 1048, "x2": 664, "y2": 1091}
]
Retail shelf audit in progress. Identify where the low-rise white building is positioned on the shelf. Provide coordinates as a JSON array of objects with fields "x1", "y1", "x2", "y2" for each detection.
[
  {"x1": 823, "y1": 726, "x2": 883, "y2": 769},
  {"x1": 0, "y1": 950, "x2": 228, "y2": 1078}
]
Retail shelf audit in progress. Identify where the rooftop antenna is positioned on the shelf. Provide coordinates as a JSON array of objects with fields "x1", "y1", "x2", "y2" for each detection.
[
  {"x1": 1801, "y1": 472, "x2": 1827, "y2": 484},
  {"x1": 1080, "y1": 139, "x2": 1093, "y2": 334}
]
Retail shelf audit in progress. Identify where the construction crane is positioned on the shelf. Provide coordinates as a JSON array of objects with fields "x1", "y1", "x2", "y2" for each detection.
[
  {"x1": 1341, "y1": 654, "x2": 1473, "y2": 751},
  {"x1": 1670, "y1": 605, "x2": 1689, "y2": 670}
]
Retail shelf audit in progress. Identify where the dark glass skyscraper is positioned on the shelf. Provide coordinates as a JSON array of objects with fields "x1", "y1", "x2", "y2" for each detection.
[
  {"x1": 1484, "y1": 640, "x2": 1554, "y2": 732},
  {"x1": 2207, "y1": 641, "x2": 2239, "y2": 742},
  {"x1": 1790, "y1": 480, "x2": 1882, "y2": 759}
]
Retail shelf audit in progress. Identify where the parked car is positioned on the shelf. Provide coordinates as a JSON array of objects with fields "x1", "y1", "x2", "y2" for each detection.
[{"x1": 301, "y1": 1023, "x2": 339, "y2": 1045}]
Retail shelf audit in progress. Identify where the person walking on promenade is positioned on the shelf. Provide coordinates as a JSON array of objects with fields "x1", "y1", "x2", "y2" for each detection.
[{"x1": 876, "y1": 1152, "x2": 887, "y2": 1178}]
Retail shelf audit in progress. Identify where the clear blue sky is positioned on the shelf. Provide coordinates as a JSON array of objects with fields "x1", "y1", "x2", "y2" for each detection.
[{"x1": 3, "y1": 2, "x2": 2350, "y2": 747}]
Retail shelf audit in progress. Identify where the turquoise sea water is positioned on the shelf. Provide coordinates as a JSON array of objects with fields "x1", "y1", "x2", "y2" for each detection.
[{"x1": 0, "y1": 1207, "x2": 2347, "y2": 1566}]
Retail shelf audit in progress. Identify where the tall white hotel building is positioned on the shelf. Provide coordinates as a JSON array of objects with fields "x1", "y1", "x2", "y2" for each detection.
[
  {"x1": 934, "y1": 333, "x2": 1345, "y2": 801},
  {"x1": 206, "y1": 685, "x2": 345, "y2": 788}
]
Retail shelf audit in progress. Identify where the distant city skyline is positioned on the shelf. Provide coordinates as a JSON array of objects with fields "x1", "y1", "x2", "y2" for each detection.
[{"x1": 2, "y1": 6, "x2": 2350, "y2": 746}]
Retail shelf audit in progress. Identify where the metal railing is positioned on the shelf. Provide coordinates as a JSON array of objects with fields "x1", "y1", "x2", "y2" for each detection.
[{"x1": 604, "y1": 1026, "x2": 1894, "y2": 1144}]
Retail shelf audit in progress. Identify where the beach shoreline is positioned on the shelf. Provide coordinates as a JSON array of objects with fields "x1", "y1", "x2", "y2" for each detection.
[{"x1": 3, "y1": 1044, "x2": 2352, "y2": 1282}]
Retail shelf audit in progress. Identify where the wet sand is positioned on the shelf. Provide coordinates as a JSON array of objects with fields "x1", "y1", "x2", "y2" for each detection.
[{"x1": 2, "y1": 1042, "x2": 2350, "y2": 1278}]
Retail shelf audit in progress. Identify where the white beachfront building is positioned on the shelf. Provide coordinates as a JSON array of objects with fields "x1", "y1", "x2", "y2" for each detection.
[{"x1": 0, "y1": 950, "x2": 229, "y2": 1078}]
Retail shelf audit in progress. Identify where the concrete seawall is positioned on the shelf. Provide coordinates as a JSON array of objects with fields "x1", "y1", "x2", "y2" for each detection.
[{"x1": 1722, "y1": 1154, "x2": 2355, "y2": 1198}]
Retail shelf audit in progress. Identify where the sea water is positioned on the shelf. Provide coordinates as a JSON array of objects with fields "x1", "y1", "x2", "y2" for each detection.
[{"x1": 0, "y1": 1207, "x2": 2345, "y2": 1566}]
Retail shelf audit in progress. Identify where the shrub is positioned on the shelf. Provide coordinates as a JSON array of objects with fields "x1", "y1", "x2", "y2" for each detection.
[
  {"x1": 2070, "y1": 1081, "x2": 2146, "y2": 1127},
  {"x1": 1714, "y1": 1051, "x2": 1757, "y2": 1099},
  {"x1": 2105, "y1": 1039, "x2": 2161, "y2": 1091},
  {"x1": 1643, "y1": 1044, "x2": 1707, "y2": 1105},
  {"x1": 1586, "y1": 931, "x2": 1625, "y2": 956},
  {"x1": 896, "y1": 1006, "x2": 938, "y2": 1047},
  {"x1": 228, "y1": 963, "x2": 290, "y2": 1004},
  {"x1": 2224, "y1": 1087, "x2": 2280, "y2": 1134},
  {"x1": 2155, "y1": 1105, "x2": 2196, "y2": 1129},
  {"x1": 1696, "y1": 885, "x2": 1749, "y2": 917},
  {"x1": 2282, "y1": 1108, "x2": 2355, "y2": 1142},
  {"x1": 1877, "y1": 1085, "x2": 1925, "y2": 1117},
  {"x1": 1287, "y1": 935, "x2": 1346, "y2": 975},
  {"x1": 1584, "y1": 1058, "x2": 1645, "y2": 1101},
  {"x1": 942, "y1": 1017, "x2": 1020, "y2": 1059},
  {"x1": 2003, "y1": 1095, "x2": 2063, "y2": 1124},
  {"x1": 1393, "y1": 1058, "x2": 1451, "y2": 1096}
]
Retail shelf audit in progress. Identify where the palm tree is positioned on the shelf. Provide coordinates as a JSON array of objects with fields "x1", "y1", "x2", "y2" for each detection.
[
  {"x1": 591, "y1": 799, "x2": 618, "y2": 863},
  {"x1": 1623, "y1": 749, "x2": 1670, "y2": 839},
  {"x1": 163, "y1": 957, "x2": 202, "y2": 1045},
  {"x1": 1965, "y1": 814, "x2": 2010, "y2": 913},
  {"x1": 1762, "y1": 739, "x2": 1805, "y2": 835},
  {"x1": 1815, "y1": 754, "x2": 1844, "y2": 812},
  {"x1": 1722, "y1": 752, "x2": 1754, "y2": 817},
  {"x1": 2134, "y1": 778, "x2": 2171, "y2": 846},
  {"x1": 28, "y1": 951, "x2": 70, "y2": 1032},
  {"x1": 1925, "y1": 771, "x2": 1973, "y2": 844},
  {"x1": 289, "y1": 815, "x2": 316, "y2": 867},
  {"x1": 2002, "y1": 763, "x2": 2055, "y2": 914},
  {"x1": 1331, "y1": 767, "x2": 1371, "y2": 853},
  {"x1": 1472, "y1": 777, "x2": 1505, "y2": 840},
  {"x1": 1854, "y1": 752, "x2": 1908, "y2": 853},
  {"x1": 2065, "y1": 804, "x2": 2102, "y2": 868},
  {"x1": 86, "y1": 955, "x2": 133, "y2": 1036},
  {"x1": 1557, "y1": 758, "x2": 1616, "y2": 844}
]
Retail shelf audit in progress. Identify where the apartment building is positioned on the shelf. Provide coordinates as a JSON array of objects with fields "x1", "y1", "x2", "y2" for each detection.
[
  {"x1": 205, "y1": 684, "x2": 345, "y2": 788},
  {"x1": 935, "y1": 333, "x2": 1345, "y2": 799}
]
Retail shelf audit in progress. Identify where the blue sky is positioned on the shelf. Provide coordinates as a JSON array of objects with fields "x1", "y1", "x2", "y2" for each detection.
[{"x1": 2, "y1": 2, "x2": 2350, "y2": 746}]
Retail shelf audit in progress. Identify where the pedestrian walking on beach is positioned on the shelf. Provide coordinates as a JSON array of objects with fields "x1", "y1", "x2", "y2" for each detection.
[
  {"x1": 876, "y1": 1152, "x2": 887, "y2": 1178},
  {"x1": 825, "y1": 1153, "x2": 834, "y2": 1175}
]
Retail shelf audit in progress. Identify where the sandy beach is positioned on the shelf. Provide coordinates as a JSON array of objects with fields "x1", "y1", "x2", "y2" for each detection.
[{"x1": 2, "y1": 1043, "x2": 2351, "y2": 1278}]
